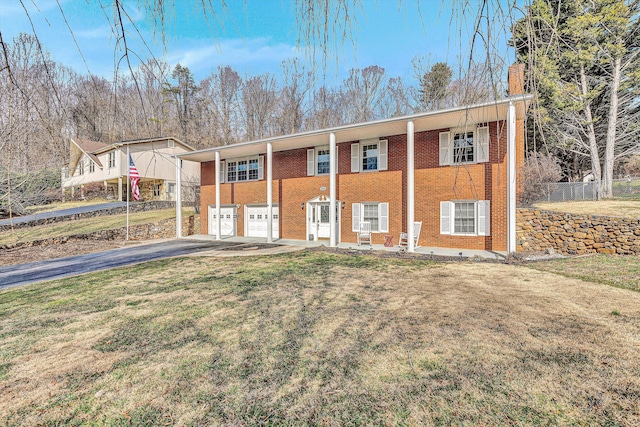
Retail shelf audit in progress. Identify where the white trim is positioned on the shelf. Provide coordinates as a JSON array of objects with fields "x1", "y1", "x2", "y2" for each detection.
[
  {"x1": 175, "y1": 156, "x2": 182, "y2": 238},
  {"x1": 440, "y1": 200, "x2": 491, "y2": 236},
  {"x1": 507, "y1": 102, "x2": 517, "y2": 253},
  {"x1": 477, "y1": 126, "x2": 490, "y2": 163},
  {"x1": 307, "y1": 148, "x2": 315, "y2": 176},
  {"x1": 440, "y1": 201, "x2": 451, "y2": 234},
  {"x1": 329, "y1": 133, "x2": 337, "y2": 247},
  {"x1": 215, "y1": 151, "x2": 221, "y2": 241},
  {"x1": 352, "y1": 203, "x2": 360, "y2": 232},
  {"x1": 225, "y1": 155, "x2": 264, "y2": 183},
  {"x1": 352, "y1": 202, "x2": 388, "y2": 233},
  {"x1": 407, "y1": 121, "x2": 415, "y2": 252},
  {"x1": 351, "y1": 144, "x2": 359, "y2": 172},
  {"x1": 439, "y1": 132, "x2": 451, "y2": 166},
  {"x1": 267, "y1": 143, "x2": 273, "y2": 243}
]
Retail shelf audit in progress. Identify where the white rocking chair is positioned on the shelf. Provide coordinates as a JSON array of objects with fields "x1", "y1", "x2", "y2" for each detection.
[
  {"x1": 357, "y1": 221, "x2": 372, "y2": 246},
  {"x1": 399, "y1": 221, "x2": 422, "y2": 248}
]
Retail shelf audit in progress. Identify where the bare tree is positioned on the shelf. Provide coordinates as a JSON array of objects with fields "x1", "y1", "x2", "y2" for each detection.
[
  {"x1": 342, "y1": 65, "x2": 387, "y2": 123},
  {"x1": 277, "y1": 58, "x2": 314, "y2": 135},
  {"x1": 241, "y1": 73, "x2": 278, "y2": 140}
]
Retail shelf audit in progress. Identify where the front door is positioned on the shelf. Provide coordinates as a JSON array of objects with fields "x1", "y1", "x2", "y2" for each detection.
[
  {"x1": 316, "y1": 203, "x2": 331, "y2": 239},
  {"x1": 307, "y1": 200, "x2": 340, "y2": 241}
]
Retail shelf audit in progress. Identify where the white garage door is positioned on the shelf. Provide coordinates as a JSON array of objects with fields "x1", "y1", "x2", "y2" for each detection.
[
  {"x1": 246, "y1": 206, "x2": 279, "y2": 238},
  {"x1": 208, "y1": 206, "x2": 235, "y2": 237}
]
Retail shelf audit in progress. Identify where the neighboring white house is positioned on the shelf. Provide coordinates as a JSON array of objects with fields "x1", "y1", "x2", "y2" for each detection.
[{"x1": 61, "y1": 137, "x2": 200, "y2": 201}]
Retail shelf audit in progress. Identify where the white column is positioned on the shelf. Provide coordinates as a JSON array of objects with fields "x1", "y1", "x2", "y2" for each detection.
[
  {"x1": 215, "y1": 151, "x2": 221, "y2": 241},
  {"x1": 507, "y1": 102, "x2": 517, "y2": 254},
  {"x1": 329, "y1": 133, "x2": 337, "y2": 247},
  {"x1": 175, "y1": 157, "x2": 182, "y2": 238},
  {"x1": 117, "y1": 176, "x2": 122, "y2": 201},
  {"x1": 267, "y1": 142, "x2": 273, "y2": 243},
  {"x1": 407, "y1": 120, "x2": 415, "y2": 252}
]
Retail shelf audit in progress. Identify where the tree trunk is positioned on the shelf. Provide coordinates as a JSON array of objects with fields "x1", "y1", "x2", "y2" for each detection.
[
  {"x1": 580, "y1": 65, "x2": 602, "y2": 200},
  {"x1": 602, "y1": 56, "x2": 622, "y2": 199}
]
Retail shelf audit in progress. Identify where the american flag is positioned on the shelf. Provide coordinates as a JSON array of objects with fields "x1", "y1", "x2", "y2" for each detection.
[{"x1": 129, "y1": 154, "x2": 140, "y2": 201}]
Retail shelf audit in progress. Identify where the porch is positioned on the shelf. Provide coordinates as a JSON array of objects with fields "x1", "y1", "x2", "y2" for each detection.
[{"x1": 186, "y1": 234, "x2": 506, "y2": 259}]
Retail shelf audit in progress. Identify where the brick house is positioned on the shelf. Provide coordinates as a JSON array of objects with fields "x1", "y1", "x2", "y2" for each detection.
[{"x1": 177, "y1": 65, "x2": 531, "y2": 253}]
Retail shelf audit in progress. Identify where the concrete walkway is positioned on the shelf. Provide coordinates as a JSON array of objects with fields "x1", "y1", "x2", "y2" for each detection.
[{"x1": 187, "y1": 234, "x2": 506, "y2": 260}]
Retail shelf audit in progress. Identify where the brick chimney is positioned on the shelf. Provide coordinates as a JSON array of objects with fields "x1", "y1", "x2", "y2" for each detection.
[{"x1": 508, "y1": 63, "x2": 525, "y2": 95}]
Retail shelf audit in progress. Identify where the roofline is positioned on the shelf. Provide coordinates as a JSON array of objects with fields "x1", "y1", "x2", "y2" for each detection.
[
  {"x1": 93, "y1": 136, "x2": 196, "y2": 154},
  {"x1": 176, "y1": 95, "x2": 533, "y2": 159}
]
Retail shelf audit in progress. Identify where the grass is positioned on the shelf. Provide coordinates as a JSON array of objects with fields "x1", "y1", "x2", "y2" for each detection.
[
  {"x1": 0, "y1": 208, "x2": 194, "y2": 246},
  {"x1": 533, "y1": 199, "x2": 640, "y2": 218},
  {"x1": 1, "y1": 251, "x2": 639, "y2": 425},
  {"x1": 529, "y1": 253, "x2": 640, "y2": 292}
]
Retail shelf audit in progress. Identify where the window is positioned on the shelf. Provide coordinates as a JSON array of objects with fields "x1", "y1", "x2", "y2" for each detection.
[
  {"x1": 89, "y1": 161, "x2": 95, "y2": 173},
  {"x1": 351, "y1": 139, "x2": 387, "y2": 173},
  {"x1": 108, "y1": 151, "x2": 116, "y2": 168},
  {"x1": 307, "y1": 147, "x2": 336, "y2": 176},
  {"x1": 362, "y1": 203, "x2": 379, "y2": 231},
  {"x1": 454, "y1": 202, "x2": 475, "y2": 233},
  {"x1": 440, "y1": 200, "x2": 490, "y2": 236},
  {"x1": 439, "y1": 127, "x2": 489, "y2": 166},
  {"x1": 226, "y1": 156, "x2": 263, "y2": 182},
  {"x1": 351, "y1": 202, "x2": 389, "y2": 233},
  {"x1": 362, "y1": 144, "x2": 378, "y2": 171},
  {"x1": 453, "y1": 132, "x2": 474, "y2": 164},
  {"x1": 153, "y1": 183, "x2": 162, "y2": 197},
  {"x1": 227, "y1": 162, "x2": 237, "y2": 182},
  {"x1": 249, "y1": 158, "x2": 259, "y2": 180},
  {"x1": 317, "y1": 149, "x2": 330, "y2": 174},
  {"x1": 78, "y1": 161, "x2": 85, "y2": 175}
]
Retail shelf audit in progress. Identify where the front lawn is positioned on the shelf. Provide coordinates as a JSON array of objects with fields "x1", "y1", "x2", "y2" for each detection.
[{"x1": 1, "y1": 251, "x2": 639, "y2": 425}]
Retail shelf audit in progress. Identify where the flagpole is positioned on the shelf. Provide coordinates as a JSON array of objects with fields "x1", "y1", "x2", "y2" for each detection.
[{"x1": 126, "y1": 144, "x2": 130, "y2": 241}]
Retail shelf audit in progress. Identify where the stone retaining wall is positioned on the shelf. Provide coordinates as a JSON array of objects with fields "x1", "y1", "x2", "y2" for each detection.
[
  {"x1": 0, "y1": 201, "x2": 178, "y2": 231},
  {"x1": 1, "y1": 215, "x2": 200, "y2": 250},
  {"x1": 517, "y1": 208, "x2": 640, "y2": 255}
]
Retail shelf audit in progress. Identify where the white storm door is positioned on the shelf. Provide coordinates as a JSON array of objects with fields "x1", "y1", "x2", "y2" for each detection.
[{"x1": 317, "y1": 203, "x2": 331, "y2": 239}]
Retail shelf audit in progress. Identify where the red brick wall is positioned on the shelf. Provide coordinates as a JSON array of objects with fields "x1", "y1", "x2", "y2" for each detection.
[{"x1": 198, "y1": 119, "x2": 517, "y2": 251}]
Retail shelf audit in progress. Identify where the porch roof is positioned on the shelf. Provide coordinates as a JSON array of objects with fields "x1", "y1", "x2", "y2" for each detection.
[{"x1": 177, "y1": 95, "x2": 533, "y2": 163}]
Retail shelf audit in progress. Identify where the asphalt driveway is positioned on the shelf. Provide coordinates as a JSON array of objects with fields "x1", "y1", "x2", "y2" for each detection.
[
  {"x1": 0, "y1": 202, "x2": 127, "y2": 227},
  {"x1": 0, "y1": 239, "x2": 245, "y2": 289}
]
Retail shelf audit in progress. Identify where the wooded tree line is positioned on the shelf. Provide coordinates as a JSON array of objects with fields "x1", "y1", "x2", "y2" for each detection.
[
  {"x1": 0, "y1": 33, "x2": 498, "y2": 176},
  {"x1": 513, "y1": 0, "x2": 640, "y2": 198}
]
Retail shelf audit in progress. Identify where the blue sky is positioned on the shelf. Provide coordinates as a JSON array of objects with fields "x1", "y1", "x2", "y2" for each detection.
[{"x1": 1, "y1": 0, "x2": 519, "y2": 86}]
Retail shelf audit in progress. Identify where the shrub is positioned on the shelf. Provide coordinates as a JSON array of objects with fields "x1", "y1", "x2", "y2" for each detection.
[{"x1": 520, "y1": 153, "x2": 563, "y2": 206}]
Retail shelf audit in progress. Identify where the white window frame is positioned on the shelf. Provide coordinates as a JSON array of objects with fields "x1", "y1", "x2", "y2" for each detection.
[
  {"x1": 439, "y1": 126, "x2": 489, "y2": 166},
  {"x1": 350, "y1": 139, "x2": 388, "y2": 173},
  {"x1": 351, "y1": 202, "x2": 389, "y2": 233},
  {"x1": 108, "y1": 151, "x2": 116, "y2": 169},
  {"x1": 307, "y1": 146, "x2": 337, "y2": 176},
  {"x1": 78, "y1": 160, "x2": 85, "y2": 176},
  {"x1": 225, "y1": 155, "x2": 264, "y2": 183},
  {"x1": 153, "y1": 183, "x2": 162, "y2": 197},
  {"x1": 440, "y1": 200, "x2": 490, "y2": 236},
  {"x1": 89, "y1": 160, "x2": 95, "y2": 173}
]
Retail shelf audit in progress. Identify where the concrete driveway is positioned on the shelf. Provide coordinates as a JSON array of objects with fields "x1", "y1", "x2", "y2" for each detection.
[{"x1": 0, "y1": 239, "x2": 246, "y2": 289}]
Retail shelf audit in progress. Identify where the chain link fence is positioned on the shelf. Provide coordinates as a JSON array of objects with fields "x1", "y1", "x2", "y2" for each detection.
[{"x1": 540, "y1": 177, "x2": 640, "y2": 202}]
